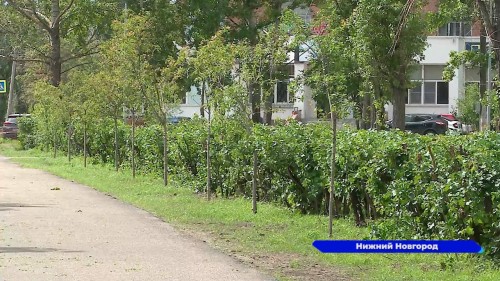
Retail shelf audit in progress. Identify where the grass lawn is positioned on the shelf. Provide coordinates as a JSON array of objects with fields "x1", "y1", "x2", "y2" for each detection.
[{"x1": 1, "y1": 139, "x2": 498, "y2": 281}]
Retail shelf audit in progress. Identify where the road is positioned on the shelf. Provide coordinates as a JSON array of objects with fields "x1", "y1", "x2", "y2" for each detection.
[{"x1": 0, "y1": 156, "x2": 274, "y2": 281}]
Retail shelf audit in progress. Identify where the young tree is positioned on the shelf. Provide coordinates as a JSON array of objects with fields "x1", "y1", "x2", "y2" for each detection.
[
  {"x1": 289, "y1": 6, "x2": 354, "y2": 237},
  {"x1": 235, "y1": 17, "x2": 296, "y2": 212},
  {"x1": 94, "y1": 60, "x2": 126, "y2": 172},
  {"x1": 192, "y1": 30, "x2": 237, "y2": 201},
  {"x1": 64, "y1": 70, "x2": 99, "y2": 167},
  {"x1": 143, "y1": 50, "x2": 190, "y2": 186},
  {"x1": 31, "y1": 81, "x2": 64, "y2": 157},
  {"x1": 111, "y1": 14, "x2": 153, "y2": 178}
]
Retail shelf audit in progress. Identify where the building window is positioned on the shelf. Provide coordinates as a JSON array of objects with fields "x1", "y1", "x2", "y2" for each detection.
[
  {"x1": 274, "y1": 64, "x2": 294, "y2": 104},
  {"x1": 409, "y1": 84, "x2": 422, "y2": 104},
  {"x1": 180, "y1": 92, "x2": 187, "y2": 104},
  {"x1": 276, "y1": 81, "x2": 290, "y2": 103},
  {"x1": 407, "y1": 82, "x2": 449, "y2": 105},
  {"x1": 424, "y1": 82, "x2": 436, "y2": 104},
  {"x1": 437, "y1": 82, "x2": 449, "y2": 104},
  {"x1": 438, "y1": 22, "x2": 472, "y2": 36}
]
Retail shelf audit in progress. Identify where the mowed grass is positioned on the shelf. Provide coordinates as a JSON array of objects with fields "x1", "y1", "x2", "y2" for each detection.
[{"x1": 1, "y1": 140, "x2": 499, "y2": 281}]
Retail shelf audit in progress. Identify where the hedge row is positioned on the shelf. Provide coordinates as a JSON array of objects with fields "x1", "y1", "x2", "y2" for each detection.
[{"x1": 18, "y1": 117, "x2": 500, "y2": 256}]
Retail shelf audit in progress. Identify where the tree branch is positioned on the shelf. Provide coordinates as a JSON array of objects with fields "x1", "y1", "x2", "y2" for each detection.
[
  {"x1": 228, "y1": 17, "x2": 242, "y2": 28},
  {"x1": 62, "y1": 49, "x2": 100, "y2": 63},
  {"x1": 477, "y1": 0, "x2": 495, "y2": 43},
  {"x1": 0, "y1": 53, "x2": 45, "y2": 63},
  {"x1": 6, "y1": 0, "x2": 51, "y2": 31},
  {"x1": 53, "y1": 0, "x2": 75, "y2": 29},
  {"x1": 61, "y1": 62, "x2": 94, "y2": 74}
]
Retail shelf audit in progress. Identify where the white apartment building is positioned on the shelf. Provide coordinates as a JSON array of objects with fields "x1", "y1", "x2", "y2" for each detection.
[
  {"x1": 387, "y1": 21, "x2": 487, "y2": 119},
  {"x1": 176, "y1": 3, "x2": 484, "y2": 123}
]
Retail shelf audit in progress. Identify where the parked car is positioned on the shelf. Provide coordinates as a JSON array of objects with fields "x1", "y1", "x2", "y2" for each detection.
[
  {"x1": 167, "y1": 116, "x2": 191, "y2": 124},
  {"x1": 387, "y1": 114, "x2": 448, "y2": 135},
  {"x1": 438, "y1": 113, "x2": 462, "y2": 132},
  {"x1": 2, "y1": 114, "x2": 31, "y2": 139}
]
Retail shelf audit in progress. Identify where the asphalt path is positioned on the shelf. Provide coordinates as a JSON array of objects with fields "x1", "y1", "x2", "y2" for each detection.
[{"x1": 0, "y1": 156, "x2": 274, "y2": 281}]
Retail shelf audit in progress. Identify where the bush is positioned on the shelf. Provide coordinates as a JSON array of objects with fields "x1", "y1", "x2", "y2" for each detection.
[
  {"x1": 21, "y1": 112, "x2": 500, "y2": 257},
  {"x1": 17, "y1": 116, "x2": 37, "y2": 149}
]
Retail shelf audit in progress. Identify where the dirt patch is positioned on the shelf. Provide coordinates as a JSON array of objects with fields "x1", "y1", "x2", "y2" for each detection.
[
  {"x1": 233, "y1": 252, "x2": 352, "y2": 281},
  {"x1": 176, "y1": 224, "x2": 354, "y2": 281}
]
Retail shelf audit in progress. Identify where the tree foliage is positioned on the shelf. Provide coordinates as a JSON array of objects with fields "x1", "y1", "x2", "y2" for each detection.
[{"x1": 0, "y1": 0, "x2": 119, "y2": 86}]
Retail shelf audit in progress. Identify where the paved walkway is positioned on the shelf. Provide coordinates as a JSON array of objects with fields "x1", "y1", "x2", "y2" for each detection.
[{"x1": 0, "y1": 156, "x2": 274, "y2": 281}]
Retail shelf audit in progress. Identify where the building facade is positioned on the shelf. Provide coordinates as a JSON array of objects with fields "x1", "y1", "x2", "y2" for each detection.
[{"x1": 176, "y1": 1, "x2": 484, "y2": 123}]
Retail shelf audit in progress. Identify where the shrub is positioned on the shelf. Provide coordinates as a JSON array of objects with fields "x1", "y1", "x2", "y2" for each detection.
[{"x1": 17, "y1": 116, "x2": 37, "y2": 149}]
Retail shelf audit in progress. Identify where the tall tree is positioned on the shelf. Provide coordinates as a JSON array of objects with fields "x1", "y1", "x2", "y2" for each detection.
[
  {"x1": 439, "y1": 0, "x2": 499, "y2": 129},
  {"x1": 0, "y1": 0, "x2": 118, "y2": 87},
  {"x1": 353, "y1": 0, "x2": 431, "y2": 130}
]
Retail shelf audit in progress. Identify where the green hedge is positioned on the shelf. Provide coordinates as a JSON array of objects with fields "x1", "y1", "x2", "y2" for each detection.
[{"x1": 21, "y1": 116, "x2": 500, "y2": 257}]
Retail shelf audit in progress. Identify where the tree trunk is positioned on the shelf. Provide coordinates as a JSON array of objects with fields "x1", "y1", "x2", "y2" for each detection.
[
  {"x1": 67, "y1": 126, "x2": 71, "y2": 163},
  {"x1": 480, "y1": 22, "x2": 487, "y2": 130},
  {"x1": 49, "y1": 0, "x2": 62, "y2": 87},
  {"x1": 83, "y1": 122, "x2": 87, "y2": 168},
  {"x1": 328, "y1": 109, "x2": 338, "y2": 238},
  {"x1": 251, "y1": 83, "x2": 261, "y2": 123},
  {"x1": 252, "y1": 149, "x2": 258, "y2": 214},
  {"x1": 131, "y1": 110, "x2": 136, "y2": 179},
  {"x1": 263, "y1": 84, "x2": 273, "y2": 125},
  {"x1": 114, "y1": 117, "x2": 119, "y2": 171},
  {"x1": 361, "y1": 93, "x2": 371, "y2": 129},
  {"x1": 200, "y1": 82, "x2": 205, "y2": 118},
  {"x1": 6, "y1": 58, "x2": 16, "y2": 117},
  {"x1": 162, "y1": 122, "x2": 168, "y2": 186},
  {"x1": 207, "y1": 109, "x2": 212, "y2": 200},
  {"x1": 53, "y1": 131, "x2": 57, "y2": 158},
  {"x1": 392, "y1": 85, "x2": 406, "y2": 130}
]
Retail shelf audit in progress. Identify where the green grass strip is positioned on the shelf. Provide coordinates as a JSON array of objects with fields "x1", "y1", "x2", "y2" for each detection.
[{"x1": 1, "y1": 140, "x2": 499, "y2": 281}]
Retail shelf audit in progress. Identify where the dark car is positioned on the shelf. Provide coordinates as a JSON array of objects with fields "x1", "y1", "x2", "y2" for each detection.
[
  {"x1": 2, "y1": 114, "x2": 31, "y2": 139},
  {"x1": 387, "y1": 114, "x2": 448, "y2": 135}
]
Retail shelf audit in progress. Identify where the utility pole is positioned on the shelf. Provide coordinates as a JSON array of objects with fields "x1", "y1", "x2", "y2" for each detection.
[{"x1": 6, "y1": 53, "x2": 17, "y2": 118}]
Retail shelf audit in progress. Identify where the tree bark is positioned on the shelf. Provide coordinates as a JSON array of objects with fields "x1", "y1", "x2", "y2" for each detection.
[
  {"x1": 480, "y1": 23, "x2": 487, "y2": 130},
  {"x1": 252, "y1": 149, "x2": 258, "y2": 214},
  {"x1": 131, "y1": 110, "x2": 136, "y2": 179},
  {"x1": 162, "y1": 122, "x2": 168, "y2": 186},
  {"x1": 392, "y1": 84, "x2": 406, "y2": 130},
  {"x1": 114, "y1": 117, "x2": 119, "y2": 171},
  {"x1": 477, "y1": 0, "x2": 500, "y2": 123},
  {"x1": 263, "y1": 85, "x2": 273, "y2": 125},
  {"x1": 67, "y1": 126, "x2": 71, "y2": 163},
  {"x1": 50, "y1": 0, "x2": 62, "y2": 87},
  {"x1": 250, "y1": 83, "x2": 261, "y2": 123},
  {"x1": 83, "y1": 122, "x2": 87, "y2": 168},
  {"x1": 6, "y1": 58, "x2": 17, "y2": 117},
  {"x1": 53, "y1": 131, "x2": 57, "y2": 158},
  {"x1": 200, "y1": 82, "x2": 205, "y2": 118},
  {"x1": 361, "y1": 93, "x2": 371, "y2": 129},
  {"x1": 328, "y1": 109, "x2": 338, "y2": 238},
  {"x1": 207, "y1": 109, "x2": 212, "y2": 200}
]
